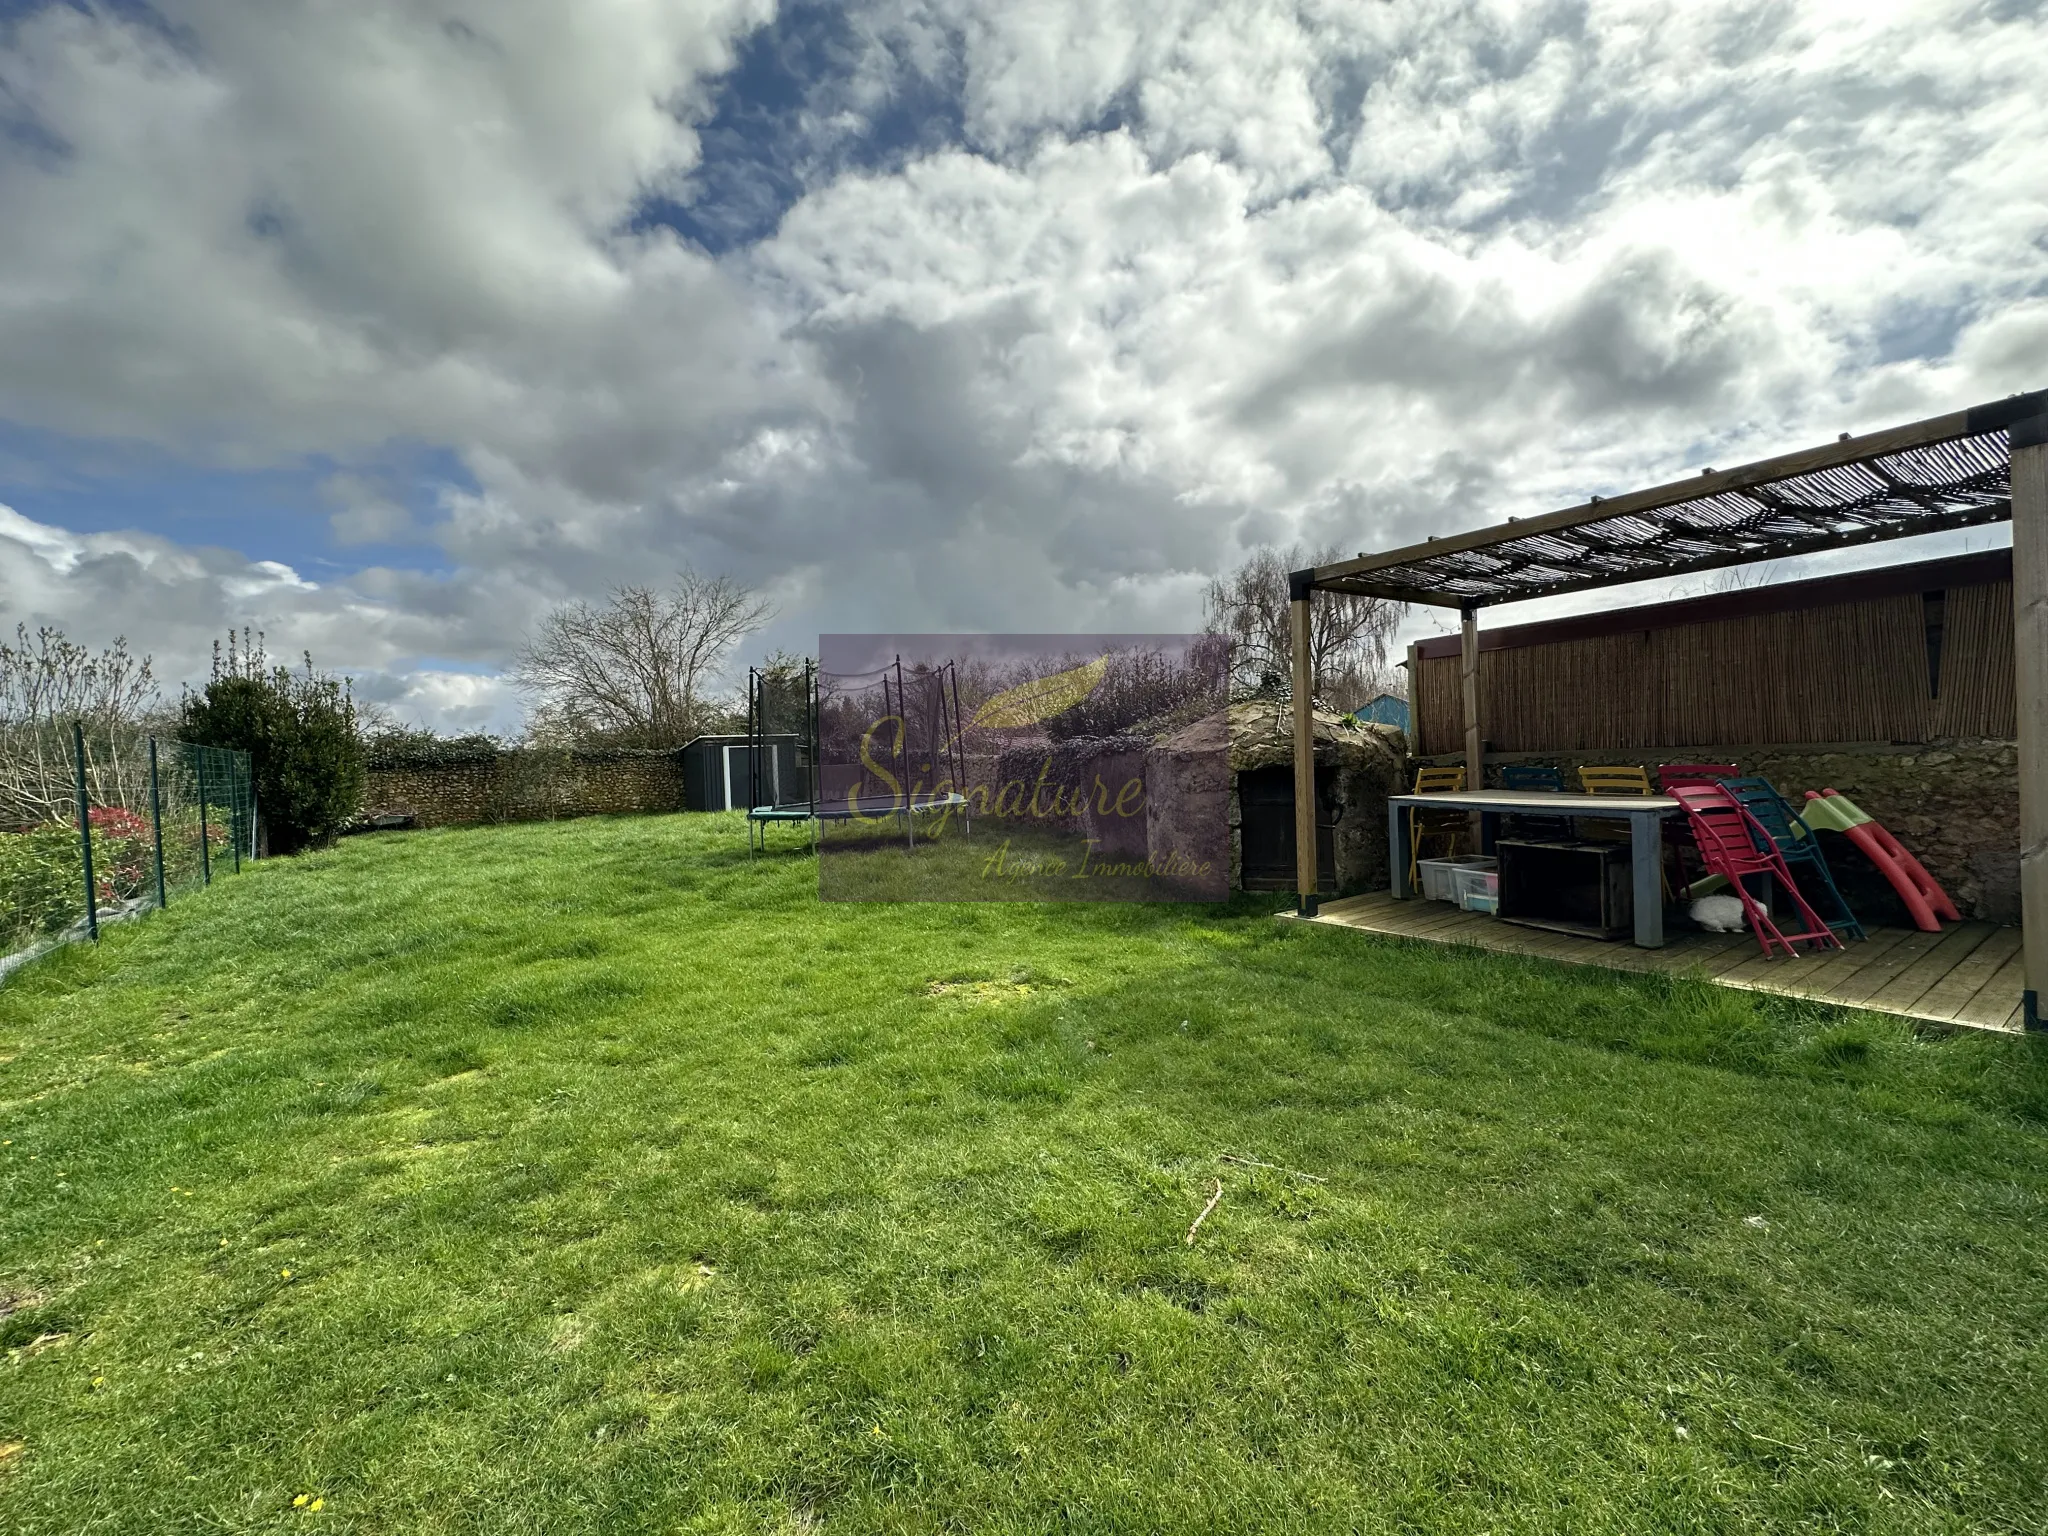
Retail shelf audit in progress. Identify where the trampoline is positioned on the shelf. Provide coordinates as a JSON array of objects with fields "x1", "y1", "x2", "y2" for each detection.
[{"x1": 744, "y1": 656, "x2": 972, "y2": 855}]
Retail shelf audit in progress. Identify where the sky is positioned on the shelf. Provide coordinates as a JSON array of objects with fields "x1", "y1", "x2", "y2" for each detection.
[{"x1": 0, "y1": 0, "x2": 2044, "y2": 735}]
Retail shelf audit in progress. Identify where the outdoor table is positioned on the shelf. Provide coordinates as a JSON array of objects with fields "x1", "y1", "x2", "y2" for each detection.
[{"x1": 1386, "y1": 789, "x2": 1683, "y2": 948}]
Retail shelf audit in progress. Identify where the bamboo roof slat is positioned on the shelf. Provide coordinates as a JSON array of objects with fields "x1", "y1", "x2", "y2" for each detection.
[{"x1": 1310, "y1": 391, "x2": 2046, "y2": 608}]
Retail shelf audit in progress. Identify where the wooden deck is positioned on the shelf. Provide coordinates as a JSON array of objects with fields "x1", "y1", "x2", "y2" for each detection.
[{"x1": 1294, "y1": 893, "x2": 2027, "y2": 1033}]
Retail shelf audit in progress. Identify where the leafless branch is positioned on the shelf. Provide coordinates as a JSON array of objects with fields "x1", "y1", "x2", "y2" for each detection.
[
  {"x1": 0, "y1": 626, "x2": 159, "y2": 825},
  {"x1": 1202, "y1": 544, "x2": 1404, "y2": 712},
  {"x1": 509, "y1": 572, "x2": 772, "y2": 747}
]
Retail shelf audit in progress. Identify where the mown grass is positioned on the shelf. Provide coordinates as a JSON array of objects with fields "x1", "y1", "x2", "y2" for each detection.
[{"x1": 1, "y1": 812, "x2": 2045, "y2": 1534}]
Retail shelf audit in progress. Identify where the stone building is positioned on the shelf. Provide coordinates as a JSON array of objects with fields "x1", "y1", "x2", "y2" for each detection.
[{"x1": 1148, "y1": 701, "x2": 1406, "y2": 896}]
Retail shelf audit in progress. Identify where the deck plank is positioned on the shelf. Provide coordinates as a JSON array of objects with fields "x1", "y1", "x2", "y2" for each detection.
[
  {"x1": 1914, "y1": 928, "x2": 2024, "y2": 1021},
  {"x1": 1954, "y1": 949, "x2": 2028, "y2": 1032},
  {"x1": 1826, "y1": 927, "x2": 1955, "y2": 1007},
  {"x1": 1296, "y1": 899, "x2": 2022, "y2": 1035},
  {"x1": 1710, "y1": 937, "x2": 1806, "y2": 989},
  {"x1": 1357, "y1": 908, "x2": 1477, "y2": 942},
  {"x1": 1732, "y1": 937, "x2": 1915, "y2": 1009},
  {"x1": 1742, "y1": 925, "x2": 1914, "y2": 1002},
  {"x1": 1695, "y1": 935, "x2": 1791, "y2": 981},
  {"x1": 1862, "y1": 924, "x2": 1997, "y2": 1016},
  {"x1": 1399, "y1": 903, "x2": 1497, "y2": 937},
  {"x1": 1631, "y1": 933, "x2": 1750, "y2": 974}
]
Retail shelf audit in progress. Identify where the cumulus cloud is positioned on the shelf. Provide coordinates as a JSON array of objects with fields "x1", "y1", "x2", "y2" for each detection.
[{"x1": 0, "y1": 0, "x2": 2042, "y2": 728}]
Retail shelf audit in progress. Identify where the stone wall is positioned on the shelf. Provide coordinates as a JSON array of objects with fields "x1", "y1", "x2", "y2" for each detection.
[
  {"x1": 1415, "y1": 739, "x2": 2019, "y2": 924},
  {"x1": 359, "y1": 747, "x2": 689, "y2": 829}
]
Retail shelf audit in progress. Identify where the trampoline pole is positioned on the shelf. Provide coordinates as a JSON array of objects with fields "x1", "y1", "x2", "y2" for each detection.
[
  {"x1": 947, "y1": 660, "x2": 968, "y2": 836},
  {"x1": 745, "y1": 667, "x2": 755, "y2": 861},
  {"x1": 806, "y1": 661, "x2": 817, "y2": 818},
  {"x1": 809, "y1": 661, "x2": 820, "y2": 856},
  {"x1": 894, "y1": 654, "x2": 908, "y2": 826}
]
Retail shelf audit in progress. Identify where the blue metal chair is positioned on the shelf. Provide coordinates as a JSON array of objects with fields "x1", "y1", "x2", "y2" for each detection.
[
  {"x1": 1723, "y1": 776, "x2": 1866, "y2": 941},
  {"x1": 1498, "y1": 763, "x2": 1574, "y2": 841}
]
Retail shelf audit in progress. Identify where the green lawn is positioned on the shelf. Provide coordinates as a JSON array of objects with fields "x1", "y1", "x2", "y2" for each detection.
[{"x1": 2, "y1": 814, "x2": 2045, "y2": 1534}]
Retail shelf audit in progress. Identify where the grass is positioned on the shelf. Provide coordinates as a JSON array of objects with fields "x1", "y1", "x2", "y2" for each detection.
[{"x1": 0, "y1": 811, "x2": 2044, "y2": 1534}]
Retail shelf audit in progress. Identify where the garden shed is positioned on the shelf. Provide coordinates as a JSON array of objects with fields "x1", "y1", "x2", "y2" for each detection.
[
  {"x1": 680, "y1": 733, "x2": 802, "y2": 813},
  {"x1": 1286, "y1": 387, "x2": 2048, "y2": 1029}
]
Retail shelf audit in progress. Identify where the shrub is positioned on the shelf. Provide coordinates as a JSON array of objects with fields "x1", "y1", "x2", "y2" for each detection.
[
  {"x1": 0, "y1": 806, "x2": 175, "y2": 948},
  {"x1": 87, "y1": 806, "x2": 153, "y2": 905},
  {"x1": 0, "y1": 823, "x2": 86, "y2": 948},
  {"x1": 181, "y1": 642, "x2": 364, "y2": 855}
]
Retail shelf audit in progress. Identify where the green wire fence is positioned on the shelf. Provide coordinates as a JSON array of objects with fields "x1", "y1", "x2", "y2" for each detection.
[{"x1": 1, "y1": 724, "x2": 254, "y2": 977}]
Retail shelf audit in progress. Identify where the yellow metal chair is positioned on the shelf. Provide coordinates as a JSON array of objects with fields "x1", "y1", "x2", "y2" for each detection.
[
  {"x1": 1575, "y1": 764, "x2": 1654, "y2": 797},
  {"x1": 1575, "y1": 764, "x2": 1669, "y2": 894},
  {"x1": 1573, "y1": 764, "x2": 1651, "y2": 843},
  {"x1": 1408, "y1": 765, "x2": 1468, "y2": 891}
]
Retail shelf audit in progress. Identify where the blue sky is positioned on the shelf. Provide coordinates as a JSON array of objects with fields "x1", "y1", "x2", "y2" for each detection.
[{"x1": 1, "y1": 0, "x2": 2044, "y2": 733}]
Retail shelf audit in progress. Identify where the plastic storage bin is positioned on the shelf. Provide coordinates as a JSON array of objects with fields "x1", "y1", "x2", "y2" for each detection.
[
  {"x1": 1418, "y1": 854, "x2": 1494, "y2": 903},
  {"x1": 1453, "y1": 864, "x2": 1500, "y2": 911}
]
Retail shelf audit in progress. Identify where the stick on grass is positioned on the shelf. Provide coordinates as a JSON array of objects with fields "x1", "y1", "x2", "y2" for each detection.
[
  {"x1": 1185, "y1": 1179, "x2": 1223, "y2": 1245},
  {"x1": 1219, "y1": 1153, "x2": 1327, "y2": 1184}
]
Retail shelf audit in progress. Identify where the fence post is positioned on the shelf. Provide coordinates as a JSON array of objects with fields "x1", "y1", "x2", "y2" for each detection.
[
  {"x1": 196, "y1": 749, "x2": 211, "y2": 887},
  {"x1": 231, "y1": 758, "x2": 242, "y2": 875},
  {"x1": 72, "y1": 720, "x2": 98, "y2": 942},
  {"x1": 148, "y1": 737, "x2": 167, "y2": 910}
]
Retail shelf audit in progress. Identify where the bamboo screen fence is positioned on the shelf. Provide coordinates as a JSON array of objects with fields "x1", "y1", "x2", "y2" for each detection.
[{"x1": 1413, "y1": 578, "x2": 2017, "y2": 756}]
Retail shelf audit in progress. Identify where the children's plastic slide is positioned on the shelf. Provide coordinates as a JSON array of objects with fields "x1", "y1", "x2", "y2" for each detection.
[{"x1": 1798, "y1": 788, "x2": 1959, "y2": 933}]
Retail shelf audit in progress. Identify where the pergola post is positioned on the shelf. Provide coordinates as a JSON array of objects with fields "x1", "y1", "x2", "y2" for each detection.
[
  {"x1": 2011, "y1": 412, "x2": 2048, "y2": 1030},
  {"x1": 1460, "y1": 605, "x2": 1483, "y2": 795},
  {"x1": 1290, "y1": 573, "x2": 1318, "y2": 915}
]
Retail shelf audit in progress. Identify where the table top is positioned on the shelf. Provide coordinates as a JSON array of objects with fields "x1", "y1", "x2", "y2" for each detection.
[{"x1": 1389, "y1": 788, "x2": 1681, "y2": 814}]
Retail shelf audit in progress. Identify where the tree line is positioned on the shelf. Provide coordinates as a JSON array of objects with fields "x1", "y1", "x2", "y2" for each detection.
[
  {"x1": 0, "y1": 544, "x2": 1401, "y2": 854},
  {"x1": 505, "y1": 543, "x2": 1403, "y2": 750}
]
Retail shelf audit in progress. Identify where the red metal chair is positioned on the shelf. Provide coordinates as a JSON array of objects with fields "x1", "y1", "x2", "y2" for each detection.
[
  {"x1": 1671, "y1": 784, "x2": 1843, "y2": 959},
  {"x1": 1657, "y1": 763, "x2": 1739, "y2": 792},
  {"x1": 1658, "y1": 764, "x2": 1739, "y2": 893}
]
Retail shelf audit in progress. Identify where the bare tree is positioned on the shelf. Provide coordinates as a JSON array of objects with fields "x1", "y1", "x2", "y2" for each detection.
[
  {"x1": 0, "y1": 625, "x2": 160, "y2": 824},
  {"x1": 510, "y1": 573, "x2": 772, "y2": 747},
  {"x1": 1203, "y1": 544, "x2": 1403, "y2": 712}
]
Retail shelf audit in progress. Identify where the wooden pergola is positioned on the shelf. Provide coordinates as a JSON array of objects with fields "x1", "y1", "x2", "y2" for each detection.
[{"x1": 1288, "y1": 387, "x2": 2048, "y2": 1029}]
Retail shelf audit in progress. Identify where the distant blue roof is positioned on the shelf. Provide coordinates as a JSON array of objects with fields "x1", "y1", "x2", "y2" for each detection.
[{"x1": 1352, "y1": 694, "x2": 1410, "y2": 730}]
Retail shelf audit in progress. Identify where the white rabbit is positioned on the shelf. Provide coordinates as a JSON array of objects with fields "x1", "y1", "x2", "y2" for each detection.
[{"x1": 1689, "y1": 893, "x2": 1748, "y2": 932}]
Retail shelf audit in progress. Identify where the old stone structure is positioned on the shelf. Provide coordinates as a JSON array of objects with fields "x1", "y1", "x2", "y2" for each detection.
[
  {"x1": 358, "y1": 747, "x2": 689, "y2": 829},
  {"x1": 1219, "y1": 700, "x2": 1407, "y2": 894},
  {"x1": 1144, "y1": 713, "x2": 1230, "y2": 893}
]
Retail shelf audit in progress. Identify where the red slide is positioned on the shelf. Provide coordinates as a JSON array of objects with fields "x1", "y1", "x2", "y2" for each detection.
[{"x1": 1802, "y1": 788, "x2": 1959, "y2": 932}]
